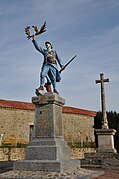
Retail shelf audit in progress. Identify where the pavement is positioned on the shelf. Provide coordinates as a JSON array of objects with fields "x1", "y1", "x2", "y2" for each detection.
[
  {"x1": 0, "y1": 161, "x2": 118, "y2": 179},
  {"x1": 0, "y1": 161, "x2": 103, "y2": 179},
  {"x1": 0, "y1": 161, "x2": 13, "y2": 174},
  {"x1": 0, "y1": 169, "x2": 104, "y2": 179},
  {"x1": 90, "y1": 168, "x2": 119, "y2": 179}
]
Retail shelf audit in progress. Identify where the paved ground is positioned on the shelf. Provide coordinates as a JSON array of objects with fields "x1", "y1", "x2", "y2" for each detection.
[
  {"x1": 0, "y1": 161, "x2": 13, "y2": 174},
  {"x1": 91, "y1": 168, "x2": 119, "y2": 179},
  {"x1": 0, "y1": 166, "x2": 103, "y2": 179},
  {"x1": 0, "y1": 162, "x2": 119, "y2": 179}
]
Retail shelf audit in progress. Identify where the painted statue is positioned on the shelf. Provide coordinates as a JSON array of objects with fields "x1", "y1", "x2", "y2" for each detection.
[
  {"x1": 32, "y1": 35, "x2": 64, "y2": 95},
  {"x1": 25, "y1": 22, "x2": 76, "y2": 95}
]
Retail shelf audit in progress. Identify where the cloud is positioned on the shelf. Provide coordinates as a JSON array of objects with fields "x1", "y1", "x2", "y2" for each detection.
[{"x1": 0, "y1": 0, "x2": 119, "y2": 112}]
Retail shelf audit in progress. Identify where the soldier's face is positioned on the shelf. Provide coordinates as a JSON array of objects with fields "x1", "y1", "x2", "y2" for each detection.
[{"x1": 45, "y1": 43, "x2": 51, "y2": 49}]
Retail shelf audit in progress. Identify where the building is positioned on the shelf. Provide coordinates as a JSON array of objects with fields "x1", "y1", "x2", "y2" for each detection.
[{"x1": 0, "y1": 99, "x2": 96, "y2": 147}]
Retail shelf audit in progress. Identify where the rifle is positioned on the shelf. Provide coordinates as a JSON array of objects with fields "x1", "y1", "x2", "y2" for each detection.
[{"x1": 59, "y1": 55, "x2": 77, "y2": 73}]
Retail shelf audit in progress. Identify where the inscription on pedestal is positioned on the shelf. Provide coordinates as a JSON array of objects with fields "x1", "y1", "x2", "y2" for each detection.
[
  {"x1": 34, "y1": 106, "x2": 52, "y2": 137},
  {"x1": 33, "y1": 94, "x2": 64, "y2": 138},
  {"x1": 54, "y1": 104, "x2": 63, "y2": 136}
]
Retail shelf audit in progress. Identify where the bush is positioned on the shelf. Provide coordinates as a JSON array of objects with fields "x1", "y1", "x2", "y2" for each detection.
[
  {"x1": 0, "y1": 142, "x2": 27, "y2": 148},
  {"x1": 17, "y1": 143, "x2": 27, "y2": 148},
  {"x1": 68, "y1": 142, "x2": 96, "y2": 148}
]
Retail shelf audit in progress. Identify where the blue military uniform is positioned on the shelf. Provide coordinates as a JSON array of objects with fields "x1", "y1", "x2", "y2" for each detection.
[{"x1": 32, "y1": 39, "x2": 64, "y2": 91}]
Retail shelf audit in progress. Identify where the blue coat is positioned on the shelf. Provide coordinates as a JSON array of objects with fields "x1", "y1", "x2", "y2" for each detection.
[{"x1": 32, "y1": 39, "x2": 63, "y2": 82}]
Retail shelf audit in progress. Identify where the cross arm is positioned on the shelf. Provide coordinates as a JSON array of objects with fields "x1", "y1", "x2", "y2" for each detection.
[
  {"x1": 104, "y1": 78, "x2": 109, "y2": 83},
  {"x1": 95, "y1": 80, "x2": 101, "y2": 84},
  {"x1": 95, "y1": 78, "x2": 109, "y2": 84}
]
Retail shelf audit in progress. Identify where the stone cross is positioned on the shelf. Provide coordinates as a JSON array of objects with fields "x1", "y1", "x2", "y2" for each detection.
[{"x1": 95, "y1": 73, "x2": 109, "y2": 129}]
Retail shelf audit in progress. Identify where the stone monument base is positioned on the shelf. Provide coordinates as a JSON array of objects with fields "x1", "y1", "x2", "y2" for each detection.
[
  {"x1": 14, "y1": 159, "x2": 80, "y2": 172},
  {"x1": 14, "y1": 137, "x2": 80, "y2": 172},
  {"x1": 95, "y1": 129, "x2": 117, "y2": 153},
  {"x1": 13, "y1": 93, "x2": 80, "y2": 172},
  {"x1": 81, "y1": 152, "x2": 119, "y2": 169},
  {"x1": 81, "y1": 128, "x2": 119, "y2": 169}
]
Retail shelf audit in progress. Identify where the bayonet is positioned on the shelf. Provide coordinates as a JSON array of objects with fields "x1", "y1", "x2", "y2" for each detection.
[{"x1": 59, "y1": 55, "x2": 77, "y2": 73}]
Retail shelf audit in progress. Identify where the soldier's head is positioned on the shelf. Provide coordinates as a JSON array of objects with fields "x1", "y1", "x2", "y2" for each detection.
[{"x1": 45, "y1": 41, "x2": 53, "y2": 49}]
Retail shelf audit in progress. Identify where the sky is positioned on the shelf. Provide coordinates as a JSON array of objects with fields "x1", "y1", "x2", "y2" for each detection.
[{"x1": 0, "y1": 0, "x2": 119, "y2": 112}]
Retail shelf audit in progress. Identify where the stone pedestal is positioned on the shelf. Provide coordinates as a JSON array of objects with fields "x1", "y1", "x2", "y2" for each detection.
[
  {"x1": 81, "y1": 128, "x2": 119, "y2": 168},
  {"x1": 95, "y1": 129, "x2": 117, "y2": 153},
  {"x1": 14, "y1": 93, "x2": 80, "y2": 172}
]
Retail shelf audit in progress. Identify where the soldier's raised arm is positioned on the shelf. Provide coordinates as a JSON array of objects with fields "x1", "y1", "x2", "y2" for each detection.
[{"x1": 32, "y1": 35, "x2": 44, "y2": 54}]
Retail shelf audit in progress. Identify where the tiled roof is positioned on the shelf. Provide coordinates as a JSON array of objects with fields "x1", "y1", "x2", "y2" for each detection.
[
  {"x1": 0, "y1": 99, "x2": 35, "y2": 111},
  {"x1": 63, "y1": 106, "x2": 96, "y2": 117},
  {"x1": 0, "y1": 99, "x2": 96, "y2": 117}
]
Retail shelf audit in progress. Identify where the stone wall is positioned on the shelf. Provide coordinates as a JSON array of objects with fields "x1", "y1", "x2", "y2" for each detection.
[
  {"x1": 0, "y1": 102, "x2": 96, "y2": 161},
  {"x1": 63, "y1": 113, "x2": 94, "y2": 143},
  {"x1": 70, "y1": 148, "x2": 96, "y2": 159},
  {"x1": 0, "y1": 107, "x2": 95, "y2": 146},
  {"x1": 0, "y1": 148, "x2": 25, "y2": 161},
  {"x1": 0, "y1": 108, "x2": 34, "y2": 145},
  {"x1": 0, "y1": 147, "x2": 96, "y2": 161}
]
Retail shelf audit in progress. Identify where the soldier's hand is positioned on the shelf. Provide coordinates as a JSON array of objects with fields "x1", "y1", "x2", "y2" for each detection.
[
  {"x1": 59, "y1": 66, "x2": 65, "y2": 73},
  {"x1": 32, "y1": 35, "x2": 35, "y2": 40}
]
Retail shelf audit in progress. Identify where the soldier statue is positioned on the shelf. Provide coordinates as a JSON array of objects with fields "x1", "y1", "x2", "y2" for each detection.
[
  {"x1": 25, "y1": 22, "x2": 76, "y2": 95},
  {"x1": 32, "y1": 35, "x2": 64, "y2": 95}
]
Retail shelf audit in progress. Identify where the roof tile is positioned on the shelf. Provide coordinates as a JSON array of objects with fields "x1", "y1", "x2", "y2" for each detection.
[{"x1": 0, "y1": 99, "x2": 96, "y2": 117}]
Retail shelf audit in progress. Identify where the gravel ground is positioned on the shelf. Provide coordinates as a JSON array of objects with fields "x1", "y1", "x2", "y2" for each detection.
[
  {"x1": 0, "y1": 163, "x2": 119, "y2": 179},
  {"x1": 89, "y1": 168, "x2": 119, "y2": 179},
  {"x1": 0, "y1": 168, "x2": 103, "y2": 179}
]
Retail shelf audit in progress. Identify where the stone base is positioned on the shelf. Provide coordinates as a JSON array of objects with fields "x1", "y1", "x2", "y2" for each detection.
[
  {"x1": 24, "y1": 137, "x2": 71, "y2": 161},
  {"x1": 81, "y1": 128, "x2": 118, "y2": 169},
  {"x1": 81, "y1": 152, "x2": 119, "y2": 169},
  {"x1": 14, "y1": 159, "x2": 80, "y2": 172},
  {"x1": 14, "y1": 137, "x2": 80, "y2": 172},
  {"x1": 95, "y1": 129, "x2": 117, "y2": 153},
  {"x1": 13, "y1": 94, "x2": 80, "y2": 173}
]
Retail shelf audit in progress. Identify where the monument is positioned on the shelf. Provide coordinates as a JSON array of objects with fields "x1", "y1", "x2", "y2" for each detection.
[
  {"x1": 13, "y1": 21, "x2": 80, "y2": 172},
  {"x1": 13, "y1": 93, "x2": 80, "y2": 172},
  {"x1": 15, "y1": 21, "x2": 81, "y2": 173},
  {"x1": 0, "y1": 21, "x2": 105, "y2": 178},
  {"x1": 81, "y1": 73, "x2": 119, "y2": 168},
  {"x1": 95, "y1": 73, "x2": 116, "y2": 153}
]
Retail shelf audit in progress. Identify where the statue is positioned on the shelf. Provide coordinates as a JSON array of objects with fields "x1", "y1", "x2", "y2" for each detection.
[
  {"x1": 32, "y1": 35, "x2": 64, "y2": 95},
  {"x1": 25, "y1": 22, "x2": 77, "y2": 95}
]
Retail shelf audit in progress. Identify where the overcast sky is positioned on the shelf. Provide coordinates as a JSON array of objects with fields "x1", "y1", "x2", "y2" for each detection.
[{"x1": 0, "y1": 0, "x2": 119, "y2": 112}]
